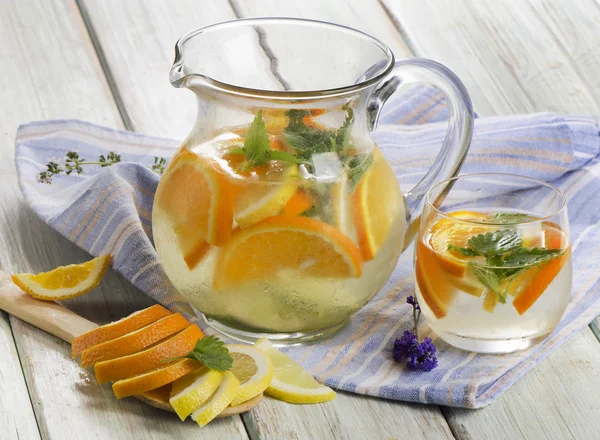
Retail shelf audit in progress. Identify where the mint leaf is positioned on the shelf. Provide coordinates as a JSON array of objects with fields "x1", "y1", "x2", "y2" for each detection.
[
  {"x1": 169, "y1": 335, "x2": 233, "y2": 371},
  {"x1": 243, "y1": 110, "x2": 271, "y2": 166},
  {"x1": 447, "y1": 244, "x2": 481, "y2": 257},
  {"x1": 347, "y1": 153, "x2": 373, "y2": 191},
  {"x1": 502, "y1": 247, "x2": 562, "y2": 267},
  {"x1": 269, "y1": 149, "x2": 306, "y2": 164},
  {"x1": 283, "y1": 132, "x2": 311, "y2": 152},
  {"x1": 467, "y1": 229, "x2": 522, "y2": 257},
  {"x1": 470, "y1": 264, "x2": 507, "y2": 303},
  {"x1": 485, "y1": 212, "x2": 534, "y2": 225}
]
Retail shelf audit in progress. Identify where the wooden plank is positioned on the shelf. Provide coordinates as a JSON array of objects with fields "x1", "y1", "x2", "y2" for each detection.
[
  {"x1": 0, "y1": 0, "x2": 247, "y2": 438},
  {"x1": 244, "y1": 392, "x2": 452, "y2": 440},
  {"x1": 230, "y1": 0, "x2": 412, "y2": 58},
  {"x1": 77, "y1": 1, "x2": 456, "y2": 438},
  {"x1": 0, "y1": 312, "x2": 40, "y2": 440},
  {"x1": 443, "y1": 328, "x2": 600, "y2": 440},
  {"x1": 76, "y1": 0, "x2": 238, "y2": 139},
  {"x1": 383, "y1": 0, "x2": 600, "y2": 116},
  {"x1": 524, "y1": 0, "x2": 600, "y2": 105},
  {"x1": 379, "y1": 0, "x2": 600, "y2": 438}
]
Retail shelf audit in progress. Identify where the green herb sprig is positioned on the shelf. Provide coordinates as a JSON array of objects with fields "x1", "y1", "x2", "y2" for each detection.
[
  {"x1": 450, "y1": 227, "x2": 562, "y2": 303},
  {"x1": 227, "y1": 110, "x2": 306, "y2": 171},
  {"x1": 38, "y1": 151, "x2": 168, "y2": 183},
  {"x1": 164, "y1": 335, "x2": 233, "y2": 371}
]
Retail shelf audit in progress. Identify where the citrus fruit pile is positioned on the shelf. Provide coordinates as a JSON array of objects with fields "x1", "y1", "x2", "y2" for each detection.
[
  {"x1": 69, "y1": 305, "x2": 335, "y2": 427},
  {"x1": 415, "y1": 211, "x2": 569, "y2": 317},
  {"x1": 154, "y1": 141, "x2": 402, "y2": 288}
]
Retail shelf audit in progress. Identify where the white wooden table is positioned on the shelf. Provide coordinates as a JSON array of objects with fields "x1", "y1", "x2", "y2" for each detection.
[{"x1": 1, "y1": 1, "x2": 599, "y2": 439}]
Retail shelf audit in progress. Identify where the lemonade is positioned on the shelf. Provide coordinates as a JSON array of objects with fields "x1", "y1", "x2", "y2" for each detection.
[
  {"x1": 415, "y1": 209, "x2": 572, "y2": 353},
  {"x1": 152, "y1": 108, "x2": 407, "y2": 342}
]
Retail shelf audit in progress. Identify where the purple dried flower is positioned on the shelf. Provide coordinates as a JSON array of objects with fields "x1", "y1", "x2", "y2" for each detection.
[
  {"x1": 406, "y1": 295, "x2": 420, "y2": 310},
  {"x1": 406, "y1": 337, "x2": 438, "y2": 372},
  {"x1": 392, "y1": 295, "x2": 438, "y2": 372},
  {"x1": 392, "y1": 330, "x2": 418, "y2": 362}
]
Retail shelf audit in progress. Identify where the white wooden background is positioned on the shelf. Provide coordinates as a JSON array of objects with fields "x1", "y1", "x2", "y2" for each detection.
[{"x1": 1, "y1": 0, "x2": 599, "y2": 439}]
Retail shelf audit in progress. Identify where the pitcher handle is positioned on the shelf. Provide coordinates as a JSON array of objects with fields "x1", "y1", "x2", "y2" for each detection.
[{"x1": 368, "y1": 58, "x2": 474, "y2": 249}]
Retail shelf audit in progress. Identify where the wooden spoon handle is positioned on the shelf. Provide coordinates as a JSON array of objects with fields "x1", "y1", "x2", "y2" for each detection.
[{"x1": 0, "y1": 271, "x2": 97, "y2": 342}]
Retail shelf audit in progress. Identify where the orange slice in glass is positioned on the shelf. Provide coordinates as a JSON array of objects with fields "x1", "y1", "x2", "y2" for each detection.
[
  {"x1": 94, "y1": 324, "x2": 203, "y2": 384},
  {"x1": 72, "y1": 304, "x2": 172, "y2": 357},
  {"x1": 282, "y1": 189, "x2": 313, "y2": 216},
  {"x1": 156, "y1": 149, "x2": 236, "y2": 269},
  {"x1": 352, "y1": 148, "x2": 403, "y2": 261},
  {"x1": 415, "y1": 239, "x2": 458, "y2": 318},
  {"x1": 213, "y1": 215, "x2": 363, "y2": 289},
  {"x1": 112, "y1": 359, "x2": 201, "y2": 399},
  {"x1": 80, "y1": 313, "x2": 190, "y2": 367},
  {"x1": 428, "y1": 212, "x2": 489, "y2": 277},
  {"x1": 511, "y1": 247, "x2": 570, "y2": 315}
]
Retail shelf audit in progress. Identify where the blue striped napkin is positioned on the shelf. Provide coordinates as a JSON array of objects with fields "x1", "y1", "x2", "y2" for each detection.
[{"x1": 14, "y1": 88, "x2": 600, "y2": 408}]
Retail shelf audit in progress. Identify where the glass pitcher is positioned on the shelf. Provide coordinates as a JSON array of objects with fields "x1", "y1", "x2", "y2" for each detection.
[{"x1": 152, "y1": 18, "x2": 474, "y2": 344}]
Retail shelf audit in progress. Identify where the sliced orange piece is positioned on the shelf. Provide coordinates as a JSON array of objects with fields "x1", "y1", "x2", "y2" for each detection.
[
  {"x1": 429, "y1": 211, "x2": 488, "y2": 233},
  {"x1": 512, "y1": 247, "x2": 570, "y2": 315},
  {"x1": 141, "y1": 384, "x2": 171, "y2": 405},
  {"x1": 112, "y1": 359, "x2": 201, "y2": 399},
  {"x1": 282, "y1": 190, "x2": 313, "y2": 216},
  {"x1": 353, "y1": 148, "x2": 403, "y2": 261},
  {"x1": 155, "y1": 149, "x2": 235, "y2": 269},
  {"x1": 415, "y1": 239, "x2": 457, "y2": 318},
  {"x1": 427, "y1": 213, "x2": 489, "y2": 278},
  {"x1": 213, "y1": 215, "x2": 363, "y2": 289},
  {"x1": 94, "y1": 324, "x2": 203, "y2": 384},
  {"x1": 12, "y1": 255, "x2": 111, "y2": 301},
  {"x1": 80, "y1": 313, "x2": 190, "y2": 367},
  {"x1": 72, "y1": 304, "x2": 172, "y2": 357}
]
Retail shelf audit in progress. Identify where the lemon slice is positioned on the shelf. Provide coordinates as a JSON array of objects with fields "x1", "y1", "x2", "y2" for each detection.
[
  {"x1": 169, "y1": 367, "x2": 223, "y2": 421},
  {"x1": 234, "y1": 165, "x2": 299, "y2": 228},
  {"x1": 191, "y1": 371, "x2": 240, "y2": 427},
  {"x1": 11, "y1": 254, "x2": 111, "y2": 301},
  {"x1": 227, "y1": 344, "x2": 273, "y2": 406},
  {"x1": 254, "y1": 338, "x2": 336, "y2": 404}
]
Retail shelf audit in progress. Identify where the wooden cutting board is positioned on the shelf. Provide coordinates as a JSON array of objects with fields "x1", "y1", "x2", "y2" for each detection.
[{"x1": 0, "y1": 271, "x2": 261, "y2": 418}]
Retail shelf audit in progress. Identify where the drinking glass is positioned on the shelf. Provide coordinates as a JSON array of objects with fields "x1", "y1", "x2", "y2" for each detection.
[{"x1": 415, "y1": 173, "x2": 571, "y2": 353}]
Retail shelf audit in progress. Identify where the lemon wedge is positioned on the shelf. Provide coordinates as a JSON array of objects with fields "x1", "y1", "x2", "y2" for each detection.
[
  {"x1": 191, "y1": 371, "x2": 240, "y2": 427},
  {"x1": 11, "y1": 254, "x2": 111, "y2": 301},
  {"x1": 234, "y1": 165, "x2": 299, "y2": 228},
  {"x1": 254, "y1": 338, "x2": 336, "y2": 404},
  {"x1": 227, "y1": 344, "x2": 273, "y2": 406},
  {"x1": 169, "y1": 368, "x2": 223, "y2": 421}
]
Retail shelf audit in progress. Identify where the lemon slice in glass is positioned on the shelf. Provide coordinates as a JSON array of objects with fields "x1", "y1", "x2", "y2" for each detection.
[{"x1": 254, "y1": 338, "x2": 336, "y2": 404}]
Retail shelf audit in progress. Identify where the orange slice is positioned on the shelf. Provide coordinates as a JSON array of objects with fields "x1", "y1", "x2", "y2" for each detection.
[
  {"x1": 80, "y1": 313, "x2": 190, "y2": 367},
  {"x1": 94, "y1": 324, "x2": 203, "y2": 384},
  {"x1": 112, "y1": 359, "x2": 201, "y2": 399},
  {"x1": 72, "y1": 304, "x2": 171, "y2": 358},
  {"x1": 512, "y1": 247, "x2": 570, "y2": 315},
  {"x1": 12, "y1": 254, "x2": 111, "y2": 301},
  {"x1": 155, "y1": 148, "x2": 235, "y2": 269},
  {"x1": 213, "y1": 215, "x2": 363, "y2": 289},
  {"x1": 428, "y1": 214, "x2": 489, "y2": 278},
  {"x1": 415, "y1": 239, "x2": 457, "y2": 318},
  {"x1": 282, "y1": 190, "x2": 313, "y2": 216},
  {"x1": 141, "y1": 384, "x2": 171, "y2": 404},
  {"x1": 353, "y1": 148, "x2": 403, "y2": 261}
]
